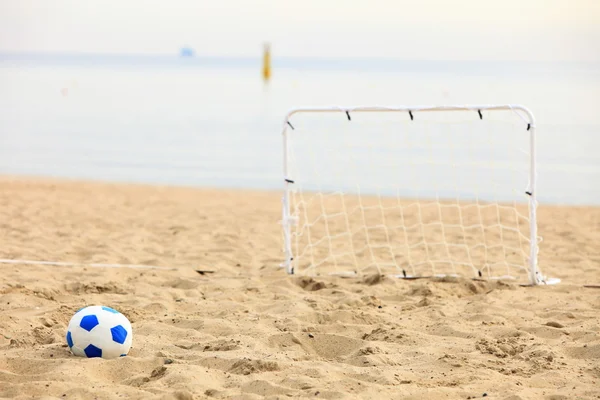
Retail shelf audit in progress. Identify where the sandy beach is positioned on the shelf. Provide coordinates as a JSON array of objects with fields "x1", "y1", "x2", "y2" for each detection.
[{"x1": 1, "y1": 176, "x2": 599, "y2": 400}]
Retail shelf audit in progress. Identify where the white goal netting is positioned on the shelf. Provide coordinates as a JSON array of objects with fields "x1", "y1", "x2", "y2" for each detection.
[{"x1": 280, "y1": 105, "x2": 549, "y2": 285}]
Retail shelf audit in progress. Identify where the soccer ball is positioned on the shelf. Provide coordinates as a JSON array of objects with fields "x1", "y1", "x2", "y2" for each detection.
[{"x1": 66, "y1": 305, "x2": 133, "y2": 359}]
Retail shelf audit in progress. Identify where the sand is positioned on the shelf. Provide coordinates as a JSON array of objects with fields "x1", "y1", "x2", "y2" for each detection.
[{"x1": 0, "y1": 176, "x2": 599, "y2": 400}]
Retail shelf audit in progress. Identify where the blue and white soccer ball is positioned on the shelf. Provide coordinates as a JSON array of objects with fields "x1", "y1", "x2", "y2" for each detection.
[{"x1": 66, "y1": 305, "x2": 133, "y2": 359}]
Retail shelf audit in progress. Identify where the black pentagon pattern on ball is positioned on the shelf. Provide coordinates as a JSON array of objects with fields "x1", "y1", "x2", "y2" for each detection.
[
  {"x1": 110, "y1": 325, "x2": 128, "y2": 344},
  {"x1": 84, "y1": 344, "x2": 102, "y2": 358},
  {"x1": 80, "y1": 315, "x2": 99, "y2": 332},
  {"x1": 66, "y1": 331, "x2": 73, "y2": 348}
]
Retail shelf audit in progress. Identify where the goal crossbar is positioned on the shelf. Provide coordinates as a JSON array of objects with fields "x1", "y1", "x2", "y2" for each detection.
[{"x1": 280, "y1": 104, "x2": 554, "y2": 286}]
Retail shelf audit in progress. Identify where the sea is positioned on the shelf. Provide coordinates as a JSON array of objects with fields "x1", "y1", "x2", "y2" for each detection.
[{"x1": 0, "y1": 53, "x2": 598, "y2": 205}]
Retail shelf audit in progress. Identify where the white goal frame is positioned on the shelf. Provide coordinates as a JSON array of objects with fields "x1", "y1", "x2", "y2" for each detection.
[{"x1": 280, "y1": 104, "x2": 555, "y2": 286}]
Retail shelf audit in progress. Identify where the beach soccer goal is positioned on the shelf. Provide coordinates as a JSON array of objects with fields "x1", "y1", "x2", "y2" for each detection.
[{"x1": 280, "y1": 105, "x2": 557, "y2": 286}]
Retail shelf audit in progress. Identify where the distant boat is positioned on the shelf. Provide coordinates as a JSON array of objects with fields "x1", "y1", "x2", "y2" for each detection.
[{"x1": 180, "y1": 47, "x2": 194, "y2": 57}]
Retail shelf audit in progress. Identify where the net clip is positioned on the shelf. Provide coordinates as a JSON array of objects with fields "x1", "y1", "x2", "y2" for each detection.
[
  {"x1": 284, "y1": 216, "x2": 299, "y2": 226},
  {"x1": 287, "y1": 121, "x2": 295, "y2": 130}
]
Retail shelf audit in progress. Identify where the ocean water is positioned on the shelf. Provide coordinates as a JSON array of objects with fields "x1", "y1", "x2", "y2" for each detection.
[{"x1": 0, "y1": 53, "x2": 598, "y2": 205}]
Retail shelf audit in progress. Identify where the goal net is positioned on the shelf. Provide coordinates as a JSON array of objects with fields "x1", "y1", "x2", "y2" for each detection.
[{"x1": 280, "y1": 105, "x2": 552, "y2": 285}]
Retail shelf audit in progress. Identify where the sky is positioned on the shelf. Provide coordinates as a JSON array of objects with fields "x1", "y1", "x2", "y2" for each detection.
[{"x1": 0, "y1": 0, "x2": 599, "y2": 61}]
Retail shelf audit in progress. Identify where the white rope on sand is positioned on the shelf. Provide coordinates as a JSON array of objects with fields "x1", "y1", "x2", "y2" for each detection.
[{"x1": 0, "y1": 259, "x2": 177, "y2": 270}]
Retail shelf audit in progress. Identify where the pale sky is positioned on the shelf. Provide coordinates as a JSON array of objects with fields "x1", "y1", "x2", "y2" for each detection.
[{"x1": 0, "y1": 0, "x2": 599, "y2": 61}]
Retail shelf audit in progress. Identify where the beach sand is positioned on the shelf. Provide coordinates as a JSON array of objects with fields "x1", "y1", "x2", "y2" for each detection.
[{"x1": 0, "y1": 176, "x2": 599, "y2": 399}]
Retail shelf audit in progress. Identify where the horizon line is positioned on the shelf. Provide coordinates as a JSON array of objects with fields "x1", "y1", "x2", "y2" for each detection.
[{"x1": 0, "y1": 51, "x2": 597, "y2": 65}]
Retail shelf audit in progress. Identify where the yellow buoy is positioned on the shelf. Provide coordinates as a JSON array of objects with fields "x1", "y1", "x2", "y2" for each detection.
[{"x1": 262, "y1": 42, "x2": 271, "y2": 81}]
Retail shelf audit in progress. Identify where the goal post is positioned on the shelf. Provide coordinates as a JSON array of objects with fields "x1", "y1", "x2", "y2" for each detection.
[{"x1": 280, "y1": 105, "x2": 558, "y2": 286}]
